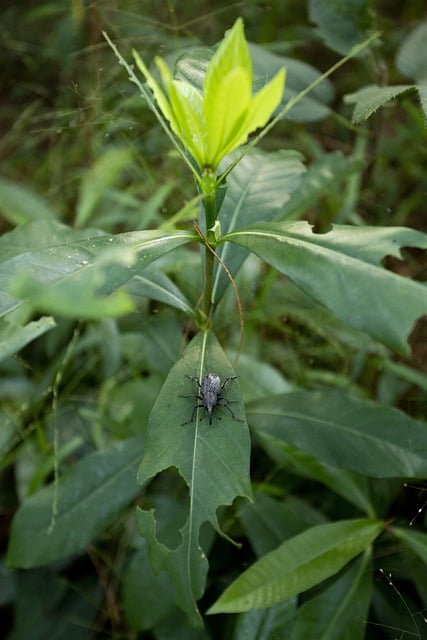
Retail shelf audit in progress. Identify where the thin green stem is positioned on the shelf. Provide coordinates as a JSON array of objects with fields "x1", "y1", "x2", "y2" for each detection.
[{"x1": 202, "y1": 193, "x2": 217, "y2": 321}]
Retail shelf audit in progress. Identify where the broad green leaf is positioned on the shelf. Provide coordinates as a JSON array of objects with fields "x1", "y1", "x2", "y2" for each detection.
[
  {"x1": 208, "y1": 518, "x2": 383, "y2": 613},
  {"x1": 344, "y1": 85, "x2": 417, "y2": 124},
  {"x1": 136, "y1": 330, "x2": 252, "y2": 625},
  {"x1": 75, "y1": 147, "x2": 134, "y2": 228},
  {"x1": 224, "y1": 221, "x2": 427, "y2": 354},
  {"x1": 279, "y1": 152, "x2": 363, "y2": 221},
  {"x1": 396, "y1": 21, "x2": 427, "y2": 82},
  {"x1": 234, "y1": 351, "x2": 295, "y2": 402},
  {"x1": 0, "y1": 316, "x2": 56, "y2": 361},
  {"x1": 247, "y1": 389, "x2": 427, "y2": 478},
  {"x1": 255, "y1": 435, "x2": 374, "y2": 515},
  {"x1": 289, "y1": 550, "x2": 372, "y2": 640},
  {"x1": 234, "y1": 599, "x2": 297, "y2": 640},
  {"x1": 391, "y1": 527, "x2": 427, "y2": 566},
  {"x1": 6, "y1": 436, "x2": 144, "y2": 568},
  {"x1": 309, "y1": 0, "x2": 374, "y2": 56},
  {"x1": 0, "y1": 219, "x2": 102, "y2": 262},
  {"x1": 125, "y1": 268, "x2": 194, "y2": 316},
  {"x1": 213, "y1": 148, "x2": 305, "y2": 301},
  {"x1": 1, "y1": 227, "x2": 193, "y2": 320},
  {"x1": 0, "y1": 177, "x2": 57, "y2": 225},
  {"x1": 238, "y1": 492, "x2": 323, "y2": 558}
]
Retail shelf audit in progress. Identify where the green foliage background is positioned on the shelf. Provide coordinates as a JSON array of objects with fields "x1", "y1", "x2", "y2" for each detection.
[{"x1": 0, "y1": 1, "x2": 426, "y2": 638}]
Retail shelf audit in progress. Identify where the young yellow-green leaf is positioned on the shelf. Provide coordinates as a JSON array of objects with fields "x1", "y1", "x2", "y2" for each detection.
[
  {"x1": 205, "y1": 66, "x2": 252, "y2": 167},
  {"x1": 208, "y1": 518, "x2": 383, "y2": 614},
  {"x1": 133, "y1": 50, "x2": 179, "y2": 133},
  {"x1": 168, "y1": 80, "x2": 206, "y2": 165},
  {"x1": 203, "y1": 18, "x2": 252, "y2": 106},
  {"x1": 131, "y1": 18, "x2": 285, "y2": 176},
  {"x1": 241, "y1": 69, "x2": 286, "y2": 138}
]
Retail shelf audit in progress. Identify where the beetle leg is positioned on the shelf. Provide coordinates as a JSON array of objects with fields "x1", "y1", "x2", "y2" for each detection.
[
  {"x1": 181, "y1": 402, "x2": 204, "y2": 426},
  {"x1": 220, "y1": 376, "x2": 237, "y2": 390}
]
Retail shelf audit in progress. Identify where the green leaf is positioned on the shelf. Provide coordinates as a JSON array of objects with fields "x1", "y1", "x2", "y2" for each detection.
[
  {"x1": 207, "y1": 518, "x2": 383, "y2": 613},
  {"x1": 344, "y1": 84, "x2": 416, "y2": 124},
  {"x1": 203, "y1": 19, "x2": 252, "y2": 165},
  {"x1": 125, "y1": 268, "x2": 194, "y2": 316},
  {"x1": 0, "y1": 316, "x2": 56, "y2": 361},
  {"x1": 0, "y1": 219, "x2": 101, "y2": 262},
  {"x1": 123, "y1": 494, "x2": 195, "y2": 630},
  {"x1": 204, "y1": 19, "x2": 252, "y2": 100},
  {"x1": 396, "y1": 21, "x2": 427, "y2": 82},
  {"x1": 132, "y1": 49, "x2": 180, "y2": 134},
  {"x1": 6, "y1": 436, "x2": 144, "y2": 568},
  {"x1": 213, "y1": 148, "x2": 305, "y2": 301},
  {"x1": 206, "y1": 67, "x2": 253, "y2": 166},
  {"x1": 234, "y1": 599, "x2": 297, "y2": 640},
  {"x1": 289, "y1": 550, "x2": 372, "y2": 640},
  {"x1": 1, "y1": 227, "x2": 193, "y2": 320},
  {"x1": 136, "y1": 330, "x2": 252, "y2": 625},
  {"x1": 279, "y1": 152, "x2": 364, "y2": 220},
  {"x1": 247, "y1": 389, "x2": 427, "y2": 478},
  {"x1": 75, "y1": 147, "x2": 134, "y2": 228},
  {"x1": 168, "y1": 79, "x2": 207, "y2": 165},
  {"x1": 238, "y1": 492, "x2": 323, "y2": 558},
  {"x1": 391, "y1": 527, "x2": 427, "y2": 566},
  {"x1": 178, "y1": 44, "x2": 334, "y2": 123},
  {"x1": 123, "y1": 543, "x2": 175, "y2": 630},
  {"x1": 224, "y1": 221, "x2": 427, "y2": 354},
  {"x1": 131, "y1": 19, "x2": 284, "y2": 173},
  {"x1": 0, "y1": 177, "x2": 57, "y2": 225},
  {"x1": 255, "y1": 435, "x2": 374, "y2": 515},
  {"x1": 309, "y1": 0, "x2": 374, "y2": 56},
  {"x1": 241, "y1": 68, "x2": 286, "y2": 133}
]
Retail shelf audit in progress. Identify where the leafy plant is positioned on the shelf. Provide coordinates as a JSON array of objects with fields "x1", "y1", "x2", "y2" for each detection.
[{"x1": 1, "y1": 3, "x2": 427, "y2": 638}]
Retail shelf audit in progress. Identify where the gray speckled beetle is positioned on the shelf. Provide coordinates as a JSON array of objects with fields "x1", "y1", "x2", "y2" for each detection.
[{"x1": 181, "y1": 372, "x2": 238, "y2": 425}]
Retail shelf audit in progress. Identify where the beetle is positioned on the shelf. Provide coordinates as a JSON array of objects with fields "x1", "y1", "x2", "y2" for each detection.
[{"x1": 181, "y1": 372, "x2": 239, "y2": 425}]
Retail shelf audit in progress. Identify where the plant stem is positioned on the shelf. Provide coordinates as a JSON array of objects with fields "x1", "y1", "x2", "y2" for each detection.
[{"x1": 203, "y1": 192, "x2": 216, "y2": 322}]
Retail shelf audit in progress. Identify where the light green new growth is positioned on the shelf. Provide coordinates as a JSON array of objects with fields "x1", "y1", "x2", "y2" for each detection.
[{"x1": 133, "y1": 18, "x2": 285, "y2": 193}]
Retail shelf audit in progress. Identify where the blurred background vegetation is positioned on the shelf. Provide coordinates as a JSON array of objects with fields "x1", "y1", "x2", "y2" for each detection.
[
  {"x1": 1, "y1": 0, "x2": 425, "y2": 230},
  {"x1": 1, "y1": 1, "x2": 426, "y2": 638}
]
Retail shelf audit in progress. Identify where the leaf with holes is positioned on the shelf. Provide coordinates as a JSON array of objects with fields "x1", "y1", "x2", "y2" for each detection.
[
  {"x1": 136, "y1": 330, "x2": 252, "y2": 625},
  {"x1": 224, "y1": 221, "x2": 427, "y2": 354}
]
